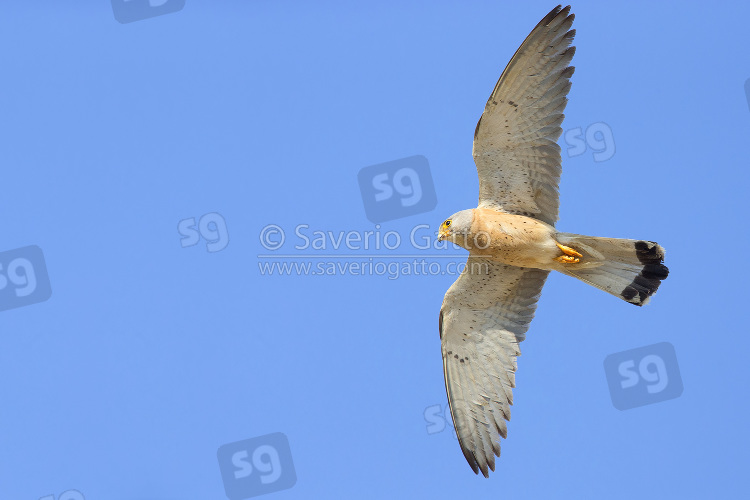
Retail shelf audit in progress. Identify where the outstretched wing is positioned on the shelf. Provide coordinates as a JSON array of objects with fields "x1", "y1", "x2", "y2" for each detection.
[
  {"x1": 473, "y1": 5, "x2": 576, "y2": 227},
  {"x1": 440, "y1": 257, "x2": 549, "y2": 476}
]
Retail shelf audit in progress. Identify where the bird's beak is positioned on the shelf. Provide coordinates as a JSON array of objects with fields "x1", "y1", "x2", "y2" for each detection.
[{"x1": 438, "y1": 229, "x2": 448, "y2": 241}]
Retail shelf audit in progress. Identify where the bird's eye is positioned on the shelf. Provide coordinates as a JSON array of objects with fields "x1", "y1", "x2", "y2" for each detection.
[{"x1": 444, "y1": 219, "x2": 452, "y2": 227}]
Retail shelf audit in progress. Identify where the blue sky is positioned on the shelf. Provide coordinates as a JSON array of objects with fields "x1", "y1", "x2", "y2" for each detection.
[{"x1": 1, "y1": 1, "x2": 749, "y2": 499}]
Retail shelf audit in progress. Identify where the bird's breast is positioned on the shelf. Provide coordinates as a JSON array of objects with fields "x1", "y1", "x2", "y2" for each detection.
[{"x1": 470, "y1": 209, "x2": 558, "y2": 268}]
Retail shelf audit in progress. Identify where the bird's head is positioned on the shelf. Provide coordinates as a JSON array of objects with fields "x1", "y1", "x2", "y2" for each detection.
[{"x1": 437, "y1": 210, "x2": 474, "y2": 246}]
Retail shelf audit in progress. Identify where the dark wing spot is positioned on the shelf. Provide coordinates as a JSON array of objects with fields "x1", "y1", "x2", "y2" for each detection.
[{"x1": 439, "y1": 310, "x2": 444, "y2": 339}]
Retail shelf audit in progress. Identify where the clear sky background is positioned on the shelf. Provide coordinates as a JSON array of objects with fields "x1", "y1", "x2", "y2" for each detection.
[{"x1": 1, "y1": 1, "x2": 749, "y2": 499}]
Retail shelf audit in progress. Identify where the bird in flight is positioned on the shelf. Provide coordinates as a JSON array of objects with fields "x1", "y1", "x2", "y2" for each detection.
[{"x1": 436, "y1": 5, "x2": 668, "y2": 477}]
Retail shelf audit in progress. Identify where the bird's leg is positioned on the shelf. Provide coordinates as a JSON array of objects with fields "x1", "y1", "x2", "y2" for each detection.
[{"x1": 554, "y1": 242, "x2": 583, "y2": 264}]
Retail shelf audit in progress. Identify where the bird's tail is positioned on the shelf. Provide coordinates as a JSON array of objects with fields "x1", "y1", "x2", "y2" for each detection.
[{"x1": 554, "y1": 233, "x2": 669, "y2": 306}]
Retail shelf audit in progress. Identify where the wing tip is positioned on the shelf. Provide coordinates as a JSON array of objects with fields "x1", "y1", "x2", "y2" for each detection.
[
  {"x1": 543, "y1": 5, "x2": 573, "y2": 27},
  {"x1": 461, "y1": 445, "x2": 481, "y2": 475},
  {"x1": 460, "y1": 442, "x2": 498, "y2": 478},
  {"x1": 539, "y1": 6, "x2": 562, "y2": 28}
]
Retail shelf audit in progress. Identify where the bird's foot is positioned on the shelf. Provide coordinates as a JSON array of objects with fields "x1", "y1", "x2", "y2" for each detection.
[{"x1": 555, "y1": 242, "x2": 582, "y2": 264}]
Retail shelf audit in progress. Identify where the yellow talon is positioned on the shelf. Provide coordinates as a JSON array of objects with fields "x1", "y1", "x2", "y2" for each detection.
[{"x1": 555, "y1": 242, "x2": 582, "y2": 264}]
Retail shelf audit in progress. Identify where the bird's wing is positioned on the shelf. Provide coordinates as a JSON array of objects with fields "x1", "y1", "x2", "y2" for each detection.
[
  {"x1": 472, "y1": 5, "x2": 575, "y2": 227},
  {"x1": 440, "y1": 257, "x2": 549, "y2": 476}
]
